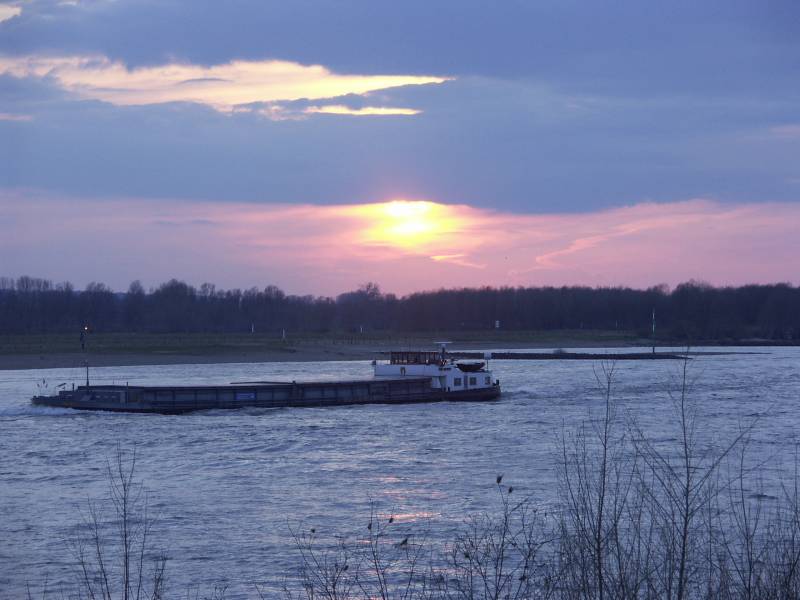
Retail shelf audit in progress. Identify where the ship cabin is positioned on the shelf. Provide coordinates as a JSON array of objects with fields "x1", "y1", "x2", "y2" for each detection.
[
  {"x1": 390, "y1": 350, "x2": 447, "y2": 366},
  {"x1": 374, "y1": 348, "x2": 498, "y2": 393}
]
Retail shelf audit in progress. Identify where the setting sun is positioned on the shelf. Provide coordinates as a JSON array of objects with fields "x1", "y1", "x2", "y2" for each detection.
[{"x1": 345, "y1": 200, "x2": 469, "y2": 252}]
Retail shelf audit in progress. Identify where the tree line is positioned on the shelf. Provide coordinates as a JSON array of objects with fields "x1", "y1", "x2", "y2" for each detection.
[{"x1": 0, "y1": 275, "x2": 798, "y2": 340}]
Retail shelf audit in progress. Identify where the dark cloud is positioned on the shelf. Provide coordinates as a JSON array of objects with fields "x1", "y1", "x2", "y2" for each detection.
[
  {"x1": 2, "y1": 0, "x2": 799, "y2": 96},
  {"x1": 1, "y1": 1, "x2": 798, "y2": 213},
  {"x1": 2, "y1": 76, "x2": 798, "y2": 212},
  {"x1": 0, "y1": 72, "x2": 68, "y2": 108}
]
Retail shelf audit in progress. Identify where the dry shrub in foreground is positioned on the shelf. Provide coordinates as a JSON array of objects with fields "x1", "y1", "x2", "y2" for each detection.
[
  {"x1": 68, "y1": 447, "x2": 166, "y2": 600},
  {"x1": 34, "y1": 359, "x2": 800, "y2": 599},
  {"x1": 279, "y1": 480, "x2": 553, "y2": 600},
  {"x1": 283, "y1": 360, "x2": 800, "y2": 600},
  {"x1": 31, "y1": 446, "x2": 231, "y2": 600}
]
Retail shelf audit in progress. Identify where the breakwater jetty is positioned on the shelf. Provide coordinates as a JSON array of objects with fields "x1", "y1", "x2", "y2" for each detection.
[{"x1": 452, "y1": 351, "x2": 688, "y2": 360}]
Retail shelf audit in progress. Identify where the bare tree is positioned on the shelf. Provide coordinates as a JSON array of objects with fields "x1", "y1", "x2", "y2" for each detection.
[
  {"x1": 627, "y1": 353, "x2": 757, "y2": 600},
  {"x1": 280, "y1": 526, "x2": 357, "y2": 600},
  {"x1": 69, "y1": 446, "x2": 167, "y2": 600},
  {"x1": 281, "y1": 482, "x2": 555, "y2": 600},
  {"x1": 442, "y1": 478, "x2": 555, "y2": 600},
  {"x1": 280, "y1": 506, "x2": 431, "y2": 600},
  {"x1": 556, "y1": 361, "x2": 647, "y2": 600}
]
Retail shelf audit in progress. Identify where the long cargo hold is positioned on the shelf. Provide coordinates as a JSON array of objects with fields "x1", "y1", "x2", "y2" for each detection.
[
  {"x1": 32, "y1": 377, "x2": 501, "y2": 414},
  {"x1": 31, "y1": 345, "x2": 502, "y2": 414}
]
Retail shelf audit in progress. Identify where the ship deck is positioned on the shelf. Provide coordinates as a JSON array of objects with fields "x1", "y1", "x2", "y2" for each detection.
[{"x1": 32, "y1": 377, "x2": 501, "y2": 414}]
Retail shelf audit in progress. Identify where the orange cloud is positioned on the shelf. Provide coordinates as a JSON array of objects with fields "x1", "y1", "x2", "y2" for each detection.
[{"x1": 1, "y1": 193, "x2": 798, "y2": 294}]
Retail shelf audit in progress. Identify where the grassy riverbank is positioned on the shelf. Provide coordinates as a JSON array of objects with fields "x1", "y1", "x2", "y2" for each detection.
[
  {"x1": 1, "y1": 330, "x2": 646, "y2": 370},
  {"x1": 1, "y1": 329, "x2": 791, "y2": 370}
]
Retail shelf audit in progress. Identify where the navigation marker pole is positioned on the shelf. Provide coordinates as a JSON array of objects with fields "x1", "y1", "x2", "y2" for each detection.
[
  {"x1": 651, "y1": 309, "x2": 656, "y2": 354},
  {"x1": 82, "y1": 324, "x2": 90, "y2": 387}
]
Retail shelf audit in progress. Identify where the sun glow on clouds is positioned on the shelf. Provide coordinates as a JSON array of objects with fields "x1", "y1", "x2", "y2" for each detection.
[
  {"x1": 0, "y1": 55, "x2": 448, "y2": 114},
  {"x1": 2, "y1": 193, "x2": 799, "y2": 294},
  {"x1": 305, "y1": 105, "x2": 421, "y2": 116},
  {"x1": 341, "y1": 200, "x2": 472, "y2": 252}
]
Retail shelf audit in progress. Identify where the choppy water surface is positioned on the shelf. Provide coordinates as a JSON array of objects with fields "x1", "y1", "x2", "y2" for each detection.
[{"x1": 1, "y1": 348, "x2": 798, "y2": 597}]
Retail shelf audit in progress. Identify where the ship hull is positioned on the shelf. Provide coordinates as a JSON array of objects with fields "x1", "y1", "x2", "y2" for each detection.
[{"x1": 31, "y1": 378, "x2": 501, "y2": 414}]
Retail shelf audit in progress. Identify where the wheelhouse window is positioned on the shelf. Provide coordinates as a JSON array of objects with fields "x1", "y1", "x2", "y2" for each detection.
[
  {"x1": 390, "y1": 351, "x2": 442, "y2": 365},
  {"x1": 469, "y1": 377, "x2": 477, "y2": 386},
  {"x1": 454, "y1": 377, "x2": 462, "y2": 386}
]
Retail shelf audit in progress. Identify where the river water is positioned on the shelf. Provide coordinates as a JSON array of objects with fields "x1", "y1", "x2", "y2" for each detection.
[{"x1": 1, "y1": 347, "x2": 798, "y2": 598}]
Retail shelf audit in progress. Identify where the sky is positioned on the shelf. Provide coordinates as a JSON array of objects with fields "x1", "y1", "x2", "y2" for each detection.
[{"x1": 1, "y1": 0, "x2": 798, "y2": 295}]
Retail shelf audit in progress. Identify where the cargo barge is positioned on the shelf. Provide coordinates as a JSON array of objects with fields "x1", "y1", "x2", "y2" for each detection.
[{"x1": 31, "y1": 346, "x2": 501, "y2": 414}]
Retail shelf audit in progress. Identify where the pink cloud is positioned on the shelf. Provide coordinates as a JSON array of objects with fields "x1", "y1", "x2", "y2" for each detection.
[
  {"x1": 1, "y1": 191, "x2": 797, "y2": 294},
  {"x1": 769, "y1": 124, "x2": 800, "y2": 139},
  {"x1": 0, "y1": 112, "x2": 33, "y2": 121}
]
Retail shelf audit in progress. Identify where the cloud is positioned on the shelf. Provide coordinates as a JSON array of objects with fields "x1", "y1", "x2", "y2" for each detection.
[
  {"x1": 0, "y1": 54, "x2": 448, "y2": 113},
  {"x1": 0, "y1": 3, "x2": 20, "y2": 24},
  {"x1": 769, "y1": 124, "x2": 800, "y2": 139},
  {"x1": 305, "y1": 105, "x2": 420, "y2": 117},
  {"x1": 3, "y1": 71, "x2": 800, "y2": 212},
  {"x1": 0, "y1": 111, "x2": 31, "y2": 120},
  {"x1": 3, "y1": 0, "x2": 798, "y2": 100},
  {"x1": 0, "y1": 0, "x2": 796, "y2": 303},
  {"x1": 2, "y1": 191, "x2": 798, "y2": 295}
]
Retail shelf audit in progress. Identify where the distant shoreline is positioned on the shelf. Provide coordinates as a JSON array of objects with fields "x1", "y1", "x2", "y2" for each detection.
[
  {"x1": 0, "y1": 347, "x2": 371, "y2": 371},
  {"x1": 0, "y1": 333, "x2": 794, "y2": 371}
]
